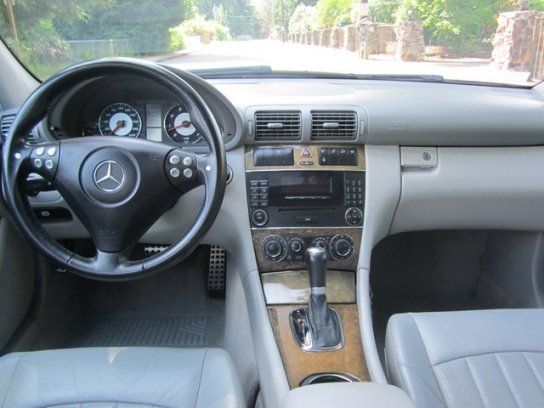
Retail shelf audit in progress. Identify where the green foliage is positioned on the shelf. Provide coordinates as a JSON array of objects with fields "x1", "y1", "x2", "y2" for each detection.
[
  {"x1": 397, "y1": 0, "x2": 518, "y2": 51},
  {"x1": 369, "y1": 0, "x2": 401, "y2": 23},
  {"x1": 55, "y1": 0, "x2": 193, "y2": 55},
  {"x1": 198, "y1": 0, "x2": 261, "y2": 37},
  {"x1": 316, "y1": 0, "x2": 357, "y2": 28},
  {"x1": 288, "y1": 4, "x2": 318, "y2": 32},
  {"x1": 177, "y1": 14, "x2": 231, "y2": 39},
  {"x1": 169, "y1": 26, "x2": 186, "y2": 52}
]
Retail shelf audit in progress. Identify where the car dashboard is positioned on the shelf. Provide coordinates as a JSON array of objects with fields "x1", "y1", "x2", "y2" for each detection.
[{"x1": 2, "y1": 67, "x2": 544, "y2": 407}]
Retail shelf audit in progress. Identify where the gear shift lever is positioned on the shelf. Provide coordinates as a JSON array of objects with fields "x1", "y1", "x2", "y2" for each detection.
[{"x1": 290, "y1": 247, "x2": 344, "y2": 351}]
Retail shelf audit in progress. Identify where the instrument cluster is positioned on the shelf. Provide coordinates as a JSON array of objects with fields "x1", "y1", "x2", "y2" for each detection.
[{"x1": 81, "y1": 101, "x2": 204, "y2": 145}]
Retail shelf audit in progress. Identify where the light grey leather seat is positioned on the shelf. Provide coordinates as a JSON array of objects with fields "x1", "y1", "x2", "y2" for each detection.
[
  {"x1": 0, "y1": 347, "x2": 244, "y2": 408},
  {"x1": 386, "y1": 309, "x2": 544, "y2": 408}
]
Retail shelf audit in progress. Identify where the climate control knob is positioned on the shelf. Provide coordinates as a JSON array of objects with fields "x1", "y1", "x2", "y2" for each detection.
[
  {"x1": 262, "y1": 235, "x2": 288, "y2": 261},
  {"x1": 329, "y1": 234, "x2": 354, "y2": 261},
  {"x1": 289, "y1": 238, "x2": 304, "y2": 254},
  {"x1": 311, "y1": 237, "x2": 328, "y2": 251}
]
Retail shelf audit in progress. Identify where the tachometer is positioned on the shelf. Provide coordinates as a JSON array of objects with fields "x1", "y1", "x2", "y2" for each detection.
[
  {"x1": 164, "y1": 104, "x2": 202, "y2": 144},
  {"x1": 99, "y1": 102, "x2": 142, "y2": 137}
]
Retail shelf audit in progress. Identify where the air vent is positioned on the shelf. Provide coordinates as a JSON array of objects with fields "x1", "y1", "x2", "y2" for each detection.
[
  {"x1": 0, "y1": 113, "x2": 38, "y2": 143},
  {"x1": 311, "y1": 111, "x2": 357, "y2": 140},
  {"x1": 254, "y1": 111, "x2": 301, "y2": 141},
  {"x1": 0, "y1": 114, "x2": 15, "y2": 142}
]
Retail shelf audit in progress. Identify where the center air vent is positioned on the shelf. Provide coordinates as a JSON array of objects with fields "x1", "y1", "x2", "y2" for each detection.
[
  {"x1": 311, "y1": 111, "x2": 357, "y2": 140},
  {"x1": 254, "y1": 111, "x2": 301, "y2": 141},
  {"x1": 0, "y1": 114, "x2": 15, "y2": 142}
]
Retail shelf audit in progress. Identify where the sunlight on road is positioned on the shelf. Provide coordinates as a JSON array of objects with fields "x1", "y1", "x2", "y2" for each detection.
[{"x1": 168, "y1": 40, "x2": 531, "y2": 85}]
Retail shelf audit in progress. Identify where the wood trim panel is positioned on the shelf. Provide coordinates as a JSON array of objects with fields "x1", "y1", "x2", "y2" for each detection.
[
  {"x1": 268, "y1": 304, "x2": 370, "y2": 388},
  {"x1": 252, "y1": 228, "x2": 361, "y2": 273},
  {"x1": 245, "y1": 145, "x2": 366, "y2": 171}
]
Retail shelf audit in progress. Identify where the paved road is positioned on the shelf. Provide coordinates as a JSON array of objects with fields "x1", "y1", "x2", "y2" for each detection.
[{"x1": 164, "y1": 40, "x2": 531, "y2": 85}]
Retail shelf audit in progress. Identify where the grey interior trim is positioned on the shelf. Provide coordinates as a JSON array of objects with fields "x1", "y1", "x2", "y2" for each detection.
[
  {"x1": 281, "y1": 382, "x2": 415, "y2": 408},
  {"x1": 354, "y1": 144, "x2": 401, "y2": 383},
  {"x1": 392, "y1": 146, "x2": 544, "y2": 234},
  {"x1": 212, "y1": 79, "x2": 544, "y2": 146},
  {"x1": 358, "y1": 268, "x2": 387, "y2": 383},
  {"x1": 0, "y1": 40, "x2": 37, "y2": 109},
  {"x1": 243, "y1": 268, "x2": 290, "y2": 408}
]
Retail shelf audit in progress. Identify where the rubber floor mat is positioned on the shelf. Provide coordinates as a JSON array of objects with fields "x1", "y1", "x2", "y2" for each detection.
[{"x1": 76, "y1": 317, "x2": 208, "y2": 347}]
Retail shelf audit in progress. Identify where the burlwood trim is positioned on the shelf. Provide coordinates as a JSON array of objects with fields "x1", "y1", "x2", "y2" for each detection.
[
  {"x1": 268, "y1": 304, "x2": 370, "y2": 388},
  {"x1": 252, "y1": 228, "x2": 361, "y2": 273},
  {"x1": 245, "y1": 145, "x2": 366, "y2": 171}
]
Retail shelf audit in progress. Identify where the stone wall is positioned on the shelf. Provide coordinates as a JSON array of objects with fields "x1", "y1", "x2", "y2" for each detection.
[
  {"x1": 492, "y1": 11, "x2": 543, "y2": 72},
  {"x1": 395, "y1": 21, "x2": 425, "y2": 61}
]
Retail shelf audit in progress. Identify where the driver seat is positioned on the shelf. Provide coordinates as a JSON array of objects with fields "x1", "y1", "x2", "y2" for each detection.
[{"x1": 0, "y1": 347, "x2": 244, "y2": 407}]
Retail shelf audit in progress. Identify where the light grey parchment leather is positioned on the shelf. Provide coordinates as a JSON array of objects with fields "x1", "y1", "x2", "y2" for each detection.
[
  {"x1": 386, "y1": 309, "x2": 544, "y2": 408},
  {"x1": 0, "y1": 347, "x2": 244, "y2": 408}
]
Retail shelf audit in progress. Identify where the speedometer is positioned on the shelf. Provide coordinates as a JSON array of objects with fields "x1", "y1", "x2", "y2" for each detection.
[
  {"x1": 99, "y1": 102, "x2": 142, "y2": 137},
  {"x1": 164, "y1": 104, "x2": 202, "y2": 144}
]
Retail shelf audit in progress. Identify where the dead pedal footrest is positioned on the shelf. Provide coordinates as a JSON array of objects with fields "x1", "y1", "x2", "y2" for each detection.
[{"x1": 208, "y1": 245, "x2": 226, "y2": 297}]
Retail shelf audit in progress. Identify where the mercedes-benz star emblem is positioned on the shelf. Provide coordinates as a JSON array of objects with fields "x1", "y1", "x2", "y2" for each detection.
[{"x1": 93, "y1": 160, "x2": 126, "y2": 192}]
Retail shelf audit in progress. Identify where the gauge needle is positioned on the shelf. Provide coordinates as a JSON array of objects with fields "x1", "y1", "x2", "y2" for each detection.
[
  {"x1": 167, "y1": 121, "x2": 192, "y2": 132},
  {"x1": 110, "y1": 120, "x2": 126, "y2": 135}
]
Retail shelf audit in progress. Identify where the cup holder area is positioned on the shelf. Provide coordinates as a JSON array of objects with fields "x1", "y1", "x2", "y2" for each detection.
[{"x1": 300, "y1": 373, "x2": 360, "y2": 386}]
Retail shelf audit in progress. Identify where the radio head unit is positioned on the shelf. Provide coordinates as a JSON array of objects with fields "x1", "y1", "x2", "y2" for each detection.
[{"x1": 247, "y1": 170, "x2": 364, "y2": 228}]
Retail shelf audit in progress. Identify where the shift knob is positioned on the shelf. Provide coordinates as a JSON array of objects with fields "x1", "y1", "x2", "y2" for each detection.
[{"x1": 305, "y1": 246, "x2": 328, "y2": 291}]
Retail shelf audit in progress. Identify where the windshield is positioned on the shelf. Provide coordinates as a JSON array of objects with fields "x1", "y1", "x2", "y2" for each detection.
[{"x1": 0, "y1": 0, "x2": 542, "y2": 86}]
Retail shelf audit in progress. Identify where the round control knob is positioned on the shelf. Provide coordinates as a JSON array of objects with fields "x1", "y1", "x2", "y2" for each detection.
[
  {"x1": 311, "y1": 237, "x2": 328, "y2": 250},
  {"x1": 289, "y1": 238, "x2": 304, "y2": 254},
  {"x1": 329, "y1": 234, "x2": 355, "y2": 261},
  {"x1": 345, "y1": 207, "x2": 363, "y2": 226},
  {"x1": 251, "y1": 209, "x2": 269, "y2": 227},
  {"x1": 262, "y1": 235, "x2": 287, "y2": 261}
]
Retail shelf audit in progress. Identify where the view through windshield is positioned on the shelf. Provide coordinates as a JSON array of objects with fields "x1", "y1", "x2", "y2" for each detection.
[{"x1": 1, "y1": 0, "x2": 543, "y2": 86}]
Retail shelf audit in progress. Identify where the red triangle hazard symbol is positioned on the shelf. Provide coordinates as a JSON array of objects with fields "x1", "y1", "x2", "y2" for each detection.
[{"x1": 300, "y1": 147, "x2": 312, "y2": 158}]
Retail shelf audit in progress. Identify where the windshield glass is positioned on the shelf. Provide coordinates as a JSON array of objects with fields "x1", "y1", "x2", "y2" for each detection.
[{"x1": 0, "y1": 0, "x2": 542, "y2": 86}]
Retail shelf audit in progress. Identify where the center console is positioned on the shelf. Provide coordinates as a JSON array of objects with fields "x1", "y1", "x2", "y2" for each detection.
[{"x1": 246, "y1": 145, "x2": 368, "y2": 389}]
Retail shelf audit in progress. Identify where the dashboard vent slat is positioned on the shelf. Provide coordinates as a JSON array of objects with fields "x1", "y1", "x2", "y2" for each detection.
[
  {"x1": 311, "y1": 111, "x2": 357, "y2": 140},
  {"x1": 0, "y1": 114, "x2": 15, "y2": 142},
  {"x1": 255, "y1": 111, "x2": 301, "y2": 141},
  {"x1": 0, "y1": 113, "x2": 38, "y2": 144}
]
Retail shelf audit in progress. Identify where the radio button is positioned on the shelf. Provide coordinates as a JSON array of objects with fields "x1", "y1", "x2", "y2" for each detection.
[
  {"x1": 259, "y1": 180, "x2": 268, "y2": 186},
  {"x1": 250, "y1": 187, "x2": 259, "y2": 194},
  {"x1": 252, "y1": 209, "x2": 269, "y2": 226},
  {"x1": 345, "y1": 207, "x2": 363, "y2": 226}
]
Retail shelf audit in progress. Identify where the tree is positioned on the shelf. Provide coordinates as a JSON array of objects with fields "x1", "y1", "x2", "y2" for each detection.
[
  {"x1": 288, "y1": 4, "x2": 318, "y2": 32},
  {"x1": 397, "y1": 0, "x2": 525, "y2": 51},
  {"x1": 369, "y1": 0, "x2": 401, "y2": 23},
  {"x1": 315, "y1": 0, "x2": 357, "y2": 28}
]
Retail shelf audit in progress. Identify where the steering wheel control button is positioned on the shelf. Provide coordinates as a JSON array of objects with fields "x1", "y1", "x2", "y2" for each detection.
[
  {"x1": 33, "y1": 159, "x2": 43, "y2": 169},
  {"x1": 183, "y1": 157, "x2": 193, "y2": 166},
  {"x1": 183, "y1": 168, "x2": 193, "y2": 178},
  {"x1": 170, "y1": 168, "x2": 181, "y2": 178},
  {"x1": 251, "y1": 209, "x2": 269, "y2": 227},
  {"x1": 169, "y1": 155, "x2": 181, "y2": 165},
  {"x1": 45, "y1": 160, "x2": 54, "y2": 170},
  {"x1": 36, "y1": 147, "x2": 45, "y2": 156},
  {"x1": 47, "y1": 147, "x2": 57, "y2": 156}
]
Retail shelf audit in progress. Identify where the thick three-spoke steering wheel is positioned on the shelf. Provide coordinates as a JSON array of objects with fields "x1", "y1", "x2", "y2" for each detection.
[{"x1": 2, "y1": 59, "x2": 226, "y2": 280}]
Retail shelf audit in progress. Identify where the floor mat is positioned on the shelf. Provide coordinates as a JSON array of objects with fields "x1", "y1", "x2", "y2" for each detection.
[{"x1": 76, "y1": 317, "x2": 209, "y2": 347}]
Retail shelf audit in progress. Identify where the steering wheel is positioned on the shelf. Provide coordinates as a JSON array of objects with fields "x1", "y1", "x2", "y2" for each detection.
[{"x1": 2, "y1": 59, "x2": 226, "y2": 280}]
